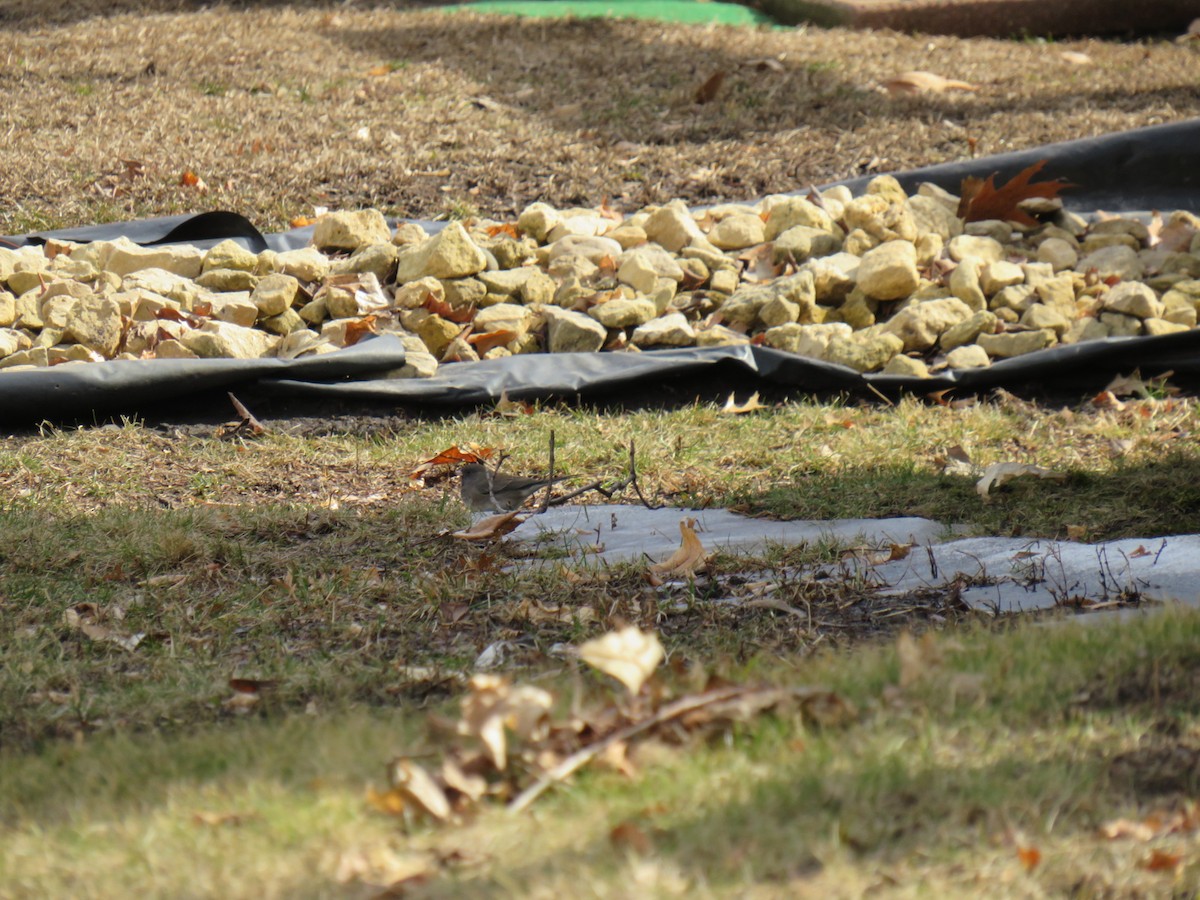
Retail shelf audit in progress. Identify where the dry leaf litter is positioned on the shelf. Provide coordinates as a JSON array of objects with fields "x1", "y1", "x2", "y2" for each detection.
[{"x1": 2, "y1": 177, "x2": 1198, "y2": 377}]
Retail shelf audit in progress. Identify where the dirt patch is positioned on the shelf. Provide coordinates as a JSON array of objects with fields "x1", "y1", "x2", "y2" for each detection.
[{"x1": 3, "y1": 2, "x2": 1198, "y2": 234}]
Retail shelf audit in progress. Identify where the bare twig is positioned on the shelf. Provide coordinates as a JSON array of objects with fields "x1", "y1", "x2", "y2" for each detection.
[
  {"x1": 626, "y1": 439, "x2": 661, "y2": 510},
  {"x1": 508, "y1": 684, "x2": 748, "y2": 814}
]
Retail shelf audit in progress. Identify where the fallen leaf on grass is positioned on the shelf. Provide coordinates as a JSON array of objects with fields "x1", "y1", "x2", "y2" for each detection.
[
  {"x1": 958, "y1": 160, "x2": 1075, "y2": 228},
  {"x1": 648, "y1": 518, "x2": 709, "y2": 580},
  {"x1": 1177, "y1": 17, "x2": 1200, "y2": 43},
  {"x1": 1017, "y1": 845, "x2": 1042, "y2": 871},
  {"x1": 1100, "y1": 804, "x2": 1200, "y2": 841},
  {"x1": 579, "y1": 626, "x2": 664, "y2": 696},
  {"x1": 721, "y1": 391, "x2": 765, "y2": 414},
  {"x1": 1141, "y1": 850, "x2": 1184, "y2": 873},
  {"x1": 459, "y1": 674, "x2": 553, "y2": 770},
  {"x1": 334, "y1": 844, "x2": 437, "y2": 890},
  {"x1": 1059, "y1": 50, "x2": 1093, "y2": 65},
  {"x1": 694, "y1": 69, "x2": 727, "y2": 104},
  {"x1": 388, "y1": 758, "x2": 452, "y2": 822},
  {"x1": 976, "y1": 462, "x2": 1066, "y2": 498},
  {"x1": 881, "y1": 70, "x2": 978, "y2": 95},
  {"x1": 410, "y1": 444, "x2": 493, "y2": 482},
  {"x1": 451, "y1": 511, "x2": 524, "y2": 541},
  {"x1": 179, "y1": 169, "x2": 208, "y2": 192},
  {"x1": 63, "y1": 605, "x2": 145, "y2": 651},
  {"x1": 611, "y1": 820, "x2": 653, "y2": 855}
]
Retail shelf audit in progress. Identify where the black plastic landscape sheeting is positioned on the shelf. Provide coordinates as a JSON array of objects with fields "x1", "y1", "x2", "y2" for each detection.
[{"x1": 2, "y1": 119, "x2": 1200, "y2": 425}]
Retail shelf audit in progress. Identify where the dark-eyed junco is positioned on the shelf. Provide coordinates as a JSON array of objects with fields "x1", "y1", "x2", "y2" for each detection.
[{"x1": 460, "y1": 463, "x2": 570, "y2": 513}]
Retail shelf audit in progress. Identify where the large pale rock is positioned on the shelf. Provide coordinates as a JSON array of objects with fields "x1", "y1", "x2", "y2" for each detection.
[
  {"x1": 104, "y1": 237, "x2": 203, "y2": 278},
  {"x1": 1020, "y1": 303, "x2": 1072, "y2": 336},
  {"x1": 1077, "y1": 244, "x2": 1143, "y2": 281},
  {"x1": 763, "y1": 196, "x2": 835, "y2": 241},
  {"x1": 545, "y1": 234, "x2": 623, "y2": 265},
  {"x1": 881, "y1": 355, "x2": 930, "y2": 377},
  {"x1": 394, "y1": 276, "x2": 444, "y2": 310},
  {"x1": 881, "y1": 297, "x2": 973, "y2": 352},
  {"x1": 940, "y1": 310, "x2": 997, "y2": 351},
  {"x1": 260, "y1": 307, "x2": 307, "y2": 335},
  {"x1": 541, "y1": 306, "x2": 607, "y2": 353},
  {"x1": 202, "y1": 239, "x2": 258, "y2": 273},
  {"x1": 709, "y1": 267, "x2": 740, "y2": 295},
  {"x1": 803, "y1": 253, "x2": 859, "y2": 303},
  {"x1": 312, "y1": 209, "x2": 391, "y2": 251},
  {"x1": 990, "y1": 284, "x2": 1037, "y2": 314},
  {"x1": 763, "y1": 322, "x2": 852, "y2": 357},
  {"x1": 474, "y1": 302, "x2": 532, "y2": 339},
  {"x1": 195, "y1": 269, "x2": 259, "y2": 292},
  {"x1": 617, "y1": 246, "x2": 685, "y2": 295},
  {"x1": 517, "y1": 202, "x2": 564, "y2": 242},
  {"x1": 976, "y1": 329, "x2": 1057, "y2": 359},
  {"x1": 181, "y1": 321, "x2": 278, "y2": 358},
  {"x1": 1099, "y1": 312, "x2": 1142, "y2": 336},
  {"x1": 695, "y1": 324, "x2": 750, "y2": 347},
  {"x1": 1144, "y1": 318, "x2": 1189, "y2": 337},
  {"x1": 588, "y1": 296, "x2": 657, "y2": 328},
  {"x1": 720, "y1": 271, "x2": 817, "y2": 327},
  {"x1": 824, "y1": 331, "x2": 904, "y2": 373},
  {"x1": 62, "y1": 295, "x2": 121, "y2": 357},
  {"x1": 395, "y1": 222, "x2": 488, "y2": 283},
  {"x1": 707, "y1": 214, "x2": 765, "y2": 251},
  {"x1": 948, "y1": 234, "x2": 1004, "y2": 264},
  {"x1": 208, "y1": 293, "x2": 259, "y2": 327},
  {"x1": 545, "y1": 214, "x2": 611, "y2": 243},
  {"x1": 0, "y1": 291, "x2": 14, "y2": 327},
  {"x1": 908, "y1": 194, "x2": 962, "y2": 241},
  {"x1": 274, "y1": 247, "x2": 330, "y2": 282},
  {"x1": 1102, "y1": 281, "x2": 1162, "y2": 319},
  {"x1": 631, "y1": 312, "x2": 696, "y2": 347},
  {"x1": 843, "y1": 194, "x2": 917, "y2": 243},
  {"x1": 855, "y1": 241, "x2": 919, "y2": 301},
  {"x1": 945, "y1": 344, "x2": 991, "y2": 368},
  {"x1": 979, "y1": 261, "x2": 1025, "y2": 296},
  {"x1": 643, "y1": 201, "x2": 705, "y2": 252},
  {"x1": 251, "y1": 274, "x2": 300, "y2": 317},
  {"x1": 334, "y1": 243, "x2": 398, "y2": 282},
  {"x1": 1037, "y1": 237, "x2": 1078, "y2": 272},
  {"x1": 0, "y1": 327, "x2": 31, "y2": 358},
  {"x1": 774, "y1": 226, "x2": 842, "y2": 264}
]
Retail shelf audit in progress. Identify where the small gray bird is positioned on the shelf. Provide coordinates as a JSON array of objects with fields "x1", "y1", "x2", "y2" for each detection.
[{"x1": 460, "y1": 463, "x2": 570, "y2": 513}]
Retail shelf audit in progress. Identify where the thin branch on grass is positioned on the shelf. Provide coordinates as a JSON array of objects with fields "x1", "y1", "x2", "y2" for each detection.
[{"x1": 508, "y1": 684, "x2": 749, "y2": 814}]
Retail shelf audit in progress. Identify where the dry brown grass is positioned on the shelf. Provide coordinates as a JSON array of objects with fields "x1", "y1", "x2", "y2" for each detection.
[{"x1": 2, "y1": 1, "x2": 1198, "y2": 234}]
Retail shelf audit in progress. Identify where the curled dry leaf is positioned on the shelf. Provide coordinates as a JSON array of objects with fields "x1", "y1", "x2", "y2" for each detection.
[
  {"x1": 648, "y1": 518, "x2": 708, "y2": 579},
  {"x1": 578, "y1": 626, "x2": 665, "y2": 696},
  {"x1": 721, "y1": 391, "x2": 765, "y2": 415},
  {"x1": 458, "y1": 674, "x2": 553, "y2": 770},
  {"x1": 1059, "y1": 51, "x2": 1093, "y2": 65},
  {"x1": 694, "y1": 69, "x2": 727, "y2": 104},
  {"x1": 389, "y1": 758, "x2": 452, "y2": 822},
  {"x1": 409, "y1": 443, "x2": 493, "y2": 481},
  {"x1": 976, "y1": 462, "x2": 1066, "y2": 498},
  {"x1": 451, "y1": 510, "x2": 524, "y2": 541},
  {"x1": 881, "y1": 71, "x2": 978, "y2": 95}
]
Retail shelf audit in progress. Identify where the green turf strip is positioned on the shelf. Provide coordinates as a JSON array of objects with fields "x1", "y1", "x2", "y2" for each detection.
[{"x1": 448, "y1": 0, "x2": 778, "y2": 26}]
